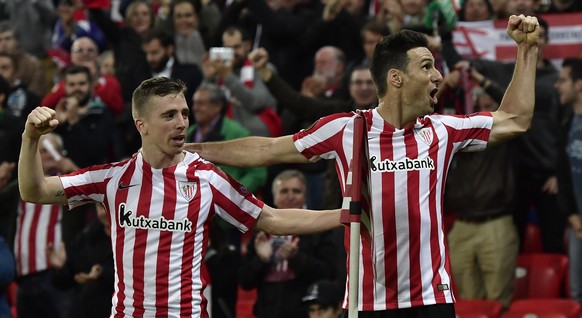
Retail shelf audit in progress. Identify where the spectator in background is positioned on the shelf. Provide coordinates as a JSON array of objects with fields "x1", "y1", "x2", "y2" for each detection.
[
  {"x1": 97, "y1": 50, "x2": 115, "y2": 77},
  {"x1": 0, "y1": 76, "x2": 19, "y2": 245},
  {"x1": 0, "y1": 0, "x2": 57, "y2": 58},
  {"x1": 301, "y1": 46, "x2": 349, "y2": 101},
  {"x1": 53, "y1": 65, "x2": 117, "y2": 168},
  {"x1": 89, "y1": 0, "x2": 152, "y2": 103},
  {"x1": 239, "y1": 169, "x2": 341, "y2": 318},
  {"x1": 203, "y1": 25, "x2": 280, "y2": 137},
  {"x1": 0, "y1": 22, "x2": 46, "y2": 97},
  {"x1": 0, "y1": 53, "x2": 40, "y2": 122},
  {"x1": 42, "y1": 37, "x2": 124, "y2": 116},
  {"x1": 442, "y1": 18, "x2": 565, "y2": 254},
  {"x1": 52, "y1": 0, "x2": 107, "y2": 53},
  {"x1": 188, "y1": 83, "x2": 267, "y2": 193},
  {"x1": 142, "y1": 30, "x2": 203, "y2": 108},
  {"x1": 302, "y1": 280, "x2": 343, "y2": 318},
  {"x1": 458, "y1": 0, "x2": 494, "y2": 21},
  {"x1": 554, "y1": 58, "x2": 582, "y2": 306},
  {"x1": 13, "y1": 133, "x2": 78, "y2": 318},
  {"x1": 48, "y1": 203, "x2": 114, "y2": 318},
  {"x1": 360, "y1": 21, "x2": 390, "y2": 67},
  {"x1": 169, "y1": 0, "x2": 220, "y2": 68},
  {"x1": 445, "y1": 87, "x2": 518, "y2": 308}
]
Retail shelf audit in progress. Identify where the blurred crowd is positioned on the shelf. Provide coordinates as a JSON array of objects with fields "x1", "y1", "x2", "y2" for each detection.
[{"x1": 0, "y1": 0, "x2": 582, "y2": 317}]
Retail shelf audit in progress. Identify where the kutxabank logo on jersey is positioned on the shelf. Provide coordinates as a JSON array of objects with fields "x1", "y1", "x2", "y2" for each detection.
[
  {"x1": 117, "y1": 203, "x2": 193, "y2": 232},
  {"x1": 370, "y1": 156, "x2": 435, "y2": 172}
]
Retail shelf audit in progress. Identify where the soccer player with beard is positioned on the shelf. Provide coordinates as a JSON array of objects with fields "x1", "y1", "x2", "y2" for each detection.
[
  {"x1": 184, "y1": 15, "x2": 541, "y2": 317},
  {"x1": 18, "y1": 76, "x2": 340, "y2": 317}
]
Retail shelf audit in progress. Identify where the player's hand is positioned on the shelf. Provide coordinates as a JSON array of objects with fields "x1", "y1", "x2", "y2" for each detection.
[
  {"x1": 74, "y1": 264, "x2": 103, "y2": 284},
  {"x1": 24, "y1": 107, "x2": 59, "y2": 140},
  {"x1": 507, "y1": 15, "x2": 540, "y2": 46},
  {"x1": 47, "y1": 242, "x2": 67, "y2": 270}
]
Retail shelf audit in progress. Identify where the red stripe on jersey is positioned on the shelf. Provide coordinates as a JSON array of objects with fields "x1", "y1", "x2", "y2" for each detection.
[
  {"x1": 113, "y1": 159, "x2": 137, "y2": 318},
  {"x1": 154, "y1": 165, "x2": 178, "y2": 316},
  {"x1": 379, "y1": 121, "x2": 398, "y2": 307},
  {"x1": 180, "y1": 164, "x2": 199, "y2": 317},
  {"x1": 27, "y1": 204, "x2": 42, "y2": 273},
  {"x1": 404, "y1": 127, "x2": 422, "y2": 302},
  {"x1": 132, "y1": 165, "x2": 154, "y2": 318}
]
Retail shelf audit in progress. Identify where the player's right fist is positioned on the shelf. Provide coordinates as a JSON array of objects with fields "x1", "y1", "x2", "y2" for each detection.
[{"x1": 24, "y1": 107, "x2": 59, "y2": 139}]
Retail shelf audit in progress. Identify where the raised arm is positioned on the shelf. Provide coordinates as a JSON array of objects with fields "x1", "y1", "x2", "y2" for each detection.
[
  {"x1": 489, "y1": 15, "x2": 540, "y2": 146},
  {"x1": 18, "y1": 107, "x2": 67, "y2": 205},
  {"x1": 184, "y1": 135, "x2": 310, "y2": 167},
  {"x1": 256, "y1": 205, "x2": 341, "y2": 236}
]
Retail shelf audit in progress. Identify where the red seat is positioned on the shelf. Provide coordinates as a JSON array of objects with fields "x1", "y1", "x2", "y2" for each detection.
[
  {"x1": 7, "y1": 281, "x2": 17, "y2": 318},
  {"x1": 236, "y1": 287, "x2": 256, "y2": 318},
  {"x1": 455, "y1": 299, "x2": 502, "y2": 318},
  {"x1": 523, "y1": 223, "x2": 543, "y2": 254},
  {"x1": 513, "y1": 254, "x2": 568, "y2": 300},
  {"x1": 504, "y1": 299, "x2": 581, "y2": 318}
]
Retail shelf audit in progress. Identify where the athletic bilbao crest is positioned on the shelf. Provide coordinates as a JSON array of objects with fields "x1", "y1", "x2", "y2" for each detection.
[
  {"x1": 179, "y1": 182, "x2": 197, "y2": 202},
  {"x1": 416, "y1": 127, "x2": 433, "y2": 145}
]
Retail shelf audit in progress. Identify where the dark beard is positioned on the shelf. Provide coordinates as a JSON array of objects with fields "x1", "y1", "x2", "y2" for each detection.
[
  {"x1": 78, "y1": 93, "x2": 91, "y2": 107},
  {"x1": 152, "y1": 55, "x2": 170, "y2": 73}
]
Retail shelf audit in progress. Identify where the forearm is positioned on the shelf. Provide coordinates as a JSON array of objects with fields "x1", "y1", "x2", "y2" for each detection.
[
  {"x1": 223, "y1": 75, "x2": 276, "y2": 112},
  {"x1": 18, "y1": 136, "x2": 49, "y2": 202},
  {"x1": 185, "y1": 136, "x2": 306, "y2": 167},
  {"x1": 498, "y1": 44, "x2": 538, "y2": 130},
  {"x1": 257, "y1": 206, "x2": 341, "y2": 236}
]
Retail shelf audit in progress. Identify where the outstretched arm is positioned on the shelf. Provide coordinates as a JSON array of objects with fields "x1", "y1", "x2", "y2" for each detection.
[
  {"x1": 184, "y1": 135, "x2": 310, "y2": 167},
  {"x1": 18, "y1": 107, "x2": 67, "y2": 205},
  {"x1": 256, "y1": 205, "x2": 341, "y2": 236},
  {"x1": 489, "y1": 15, "x2": 540, "y2": 146}
]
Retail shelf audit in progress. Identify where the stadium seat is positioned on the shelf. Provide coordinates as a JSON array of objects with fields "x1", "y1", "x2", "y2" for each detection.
[
  {"x1": 236, "y1": 287, "x2": 256, "y2": 318},
  {"x1": 513, "y1": 254, "x2": 568, "y2": 300},
  {"x1": 7, "y1": 281, "x2": 17, "y2": 318},
  {"x1": 454, "y1": 299, "x2": 502, "y2": 318},
  {"x1": 504, "y1": 299, "x2": 580, "y2": 318},
  {"x1": 523, "y1": 223, "x2": 543, "y2": 254}
]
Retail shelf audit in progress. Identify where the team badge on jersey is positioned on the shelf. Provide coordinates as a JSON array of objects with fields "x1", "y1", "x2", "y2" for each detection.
[
  {"x1": 416, "y1": 127, "x2": 433, "y2": 145},
  {"x1": 179, "y1": 181, "x2": 198, "y2": 202}
]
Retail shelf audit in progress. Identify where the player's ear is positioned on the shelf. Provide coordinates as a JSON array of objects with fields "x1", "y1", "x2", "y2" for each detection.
[
  {"x1": 135, "y1": 118, "x2": 146, "y2": 135},
  {"x1": 388, "y1": 69, "x2": 402, "y2": 88}
]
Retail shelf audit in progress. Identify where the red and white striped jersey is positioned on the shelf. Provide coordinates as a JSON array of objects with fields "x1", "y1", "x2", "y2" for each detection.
[
  {"x1": 293, "y1": 109, "x2": 492, "y2": 310},
  {"x1": 59, "y1": 151, "x2": 263, "y2": 318},
  {"x1": 14, "y1": 202, "x2": 63, "y2": 276}
]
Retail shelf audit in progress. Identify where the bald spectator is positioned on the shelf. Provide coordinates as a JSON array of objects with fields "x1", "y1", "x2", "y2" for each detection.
[
  {"x1": 301, "y1": 46, "x2": 349, "y2": 101},
  {"x1": 41, "y1": 37, "x2": 124, "y2": 116},
  {"x1": 0, "y1": 22, "x2": 46, "y2": 97}
]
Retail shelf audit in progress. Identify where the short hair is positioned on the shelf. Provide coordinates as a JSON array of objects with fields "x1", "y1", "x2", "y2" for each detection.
[
  {"x1": 195, "y1": 83, "x2": 228, "y2": 114},
  {"x1": 0, "y1": 22, "x2": 17, "y2": 41},
  {"x1": 271, "y1": 169, "x2": 306, "y2": 196},
  {"x1": 563, "y1": 58, "x2": 582, "y2": 83},
  {"x1": 458, "y1": 0, "x2": 493, "y2": 21},
  {"x1": 170, "y1": 0, "x2": 201, "y2": 17},
  {"x1": 63, "y1": 65, "x2": 93, "y2": 83},
  {"x1": 223, "y1": 25, "x2": 251, "y2": 42},
  {"x1": 370, "y1": 30, "x2": 429, "y2": 98},
  {"x1": 132, "y1": 77, "x2": 187, "y2": 119},
  {"x1": 142, "y1": 29, "x2": 175, "y2": 47},
  {"x1": 0, "y1": 52, "x2": 18, "y2": 72}
]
